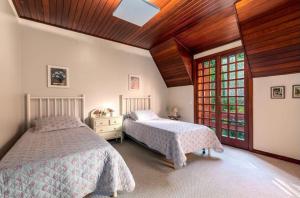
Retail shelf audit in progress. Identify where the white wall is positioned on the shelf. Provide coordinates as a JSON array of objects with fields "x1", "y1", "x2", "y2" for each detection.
[
  {"x1": 167, "y1": 86, "x2": 194, "y2": 122},
  {"x1": 253, "y1": 73, "x2": 300, "y2": 160},
  {"x1": 20, "y1": 21, "x2": 168, "y2": 121},
  {"x1": 0, "y1": 0, "x2": 23, "y2": 157}
]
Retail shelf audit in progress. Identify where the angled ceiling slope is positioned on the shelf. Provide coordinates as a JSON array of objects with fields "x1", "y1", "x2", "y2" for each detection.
[
  {"x1": 150, "y1": 38, "x2": 193, "y2": 87},
  {"x1": 236, "y1": 0, "x2": 300, "y2": 77},
  {"x1": 12, "y1": 0, "x2": 238, "y2": 53}
]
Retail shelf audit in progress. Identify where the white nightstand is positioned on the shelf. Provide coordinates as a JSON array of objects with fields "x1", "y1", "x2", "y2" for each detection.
[{"x1": 91, "y1": 115, "x2": 123, "y2": 142}]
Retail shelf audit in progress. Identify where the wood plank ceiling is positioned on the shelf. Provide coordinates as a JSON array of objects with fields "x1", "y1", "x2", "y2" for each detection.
[
  {"x1": 12, "y1": 0, "x2": 238, "y2": 51},
  {"x1": 236, "y1": 0, "x2": 300, "y2": 77},
  {"x1": 150, "y1": 38, "x2": 193, "y2": 87}
]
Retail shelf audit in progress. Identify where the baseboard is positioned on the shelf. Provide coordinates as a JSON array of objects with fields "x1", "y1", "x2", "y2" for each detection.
[{"x1": 252, "y1": 149, "x2": 300, "y2": 165}]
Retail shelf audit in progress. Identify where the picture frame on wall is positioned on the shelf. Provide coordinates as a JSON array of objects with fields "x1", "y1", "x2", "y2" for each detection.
[
  {"x1": 128, "y1": 74, "x2": 141, "y2": 91},
  {"x1": 47, "y1": 65, "x2": 69, "y2": 88},
  {"x1": 270, "y1": 86, "x2": 285, "y2": 99},
  {"x1": 292, "y1": 85, "x2": 300, "y2": 98}
]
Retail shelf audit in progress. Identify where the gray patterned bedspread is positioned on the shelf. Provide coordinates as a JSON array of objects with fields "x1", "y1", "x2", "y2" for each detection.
[
  {"x1": 123, "y1": 118, "x2": 223, "y2": 168},
  {"x1": 0, "y1": 126, "x2": 135, "y2": 197}
]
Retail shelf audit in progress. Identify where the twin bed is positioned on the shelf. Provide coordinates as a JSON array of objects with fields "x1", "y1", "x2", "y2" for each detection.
[{"x1": 0, "y1": 94, "x2": 223, "y2": 197}]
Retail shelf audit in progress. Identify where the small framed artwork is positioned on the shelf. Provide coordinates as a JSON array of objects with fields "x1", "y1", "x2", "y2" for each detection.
[
  {"x1": 128, "y1": 74, "x2": 141, "y2": 91},
  {"x1": 270, "y1": 86, "x2": 285, "y2": 99},
  {"x1": 292, "y1": 85, "x2": 300, "y2": 98},
  {"x1": 47, "y1": 65, "x2": 69, "y2": 88}
]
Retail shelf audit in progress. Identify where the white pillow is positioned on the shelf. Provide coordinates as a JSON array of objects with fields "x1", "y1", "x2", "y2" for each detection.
[
  {"x1": 33, "y1": 116, "x2": 85, "y2": 132},
  {"x1": 130, "y1": 110, "x2": 159, "y2": 121}
]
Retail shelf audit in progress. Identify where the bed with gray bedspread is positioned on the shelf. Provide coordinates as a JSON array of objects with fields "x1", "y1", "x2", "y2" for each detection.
[{"x1": 0, "y1": 126, "x2": 135, "y2": 197}]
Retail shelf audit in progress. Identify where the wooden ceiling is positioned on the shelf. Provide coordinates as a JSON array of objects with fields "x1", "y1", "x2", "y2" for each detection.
[
  {"x1": 236, "y1": 0, "x2": 300, "y2": 77},
  {"x1": 150, "y1": 38, "x2": 193, "y2": 87},
  {"x1": 12, "y1": 0, "x2": 238, "y2": 52}
]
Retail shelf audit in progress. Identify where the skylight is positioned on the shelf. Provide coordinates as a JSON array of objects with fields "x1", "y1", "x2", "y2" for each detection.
[{"x1": 113, "y1": 0, "x2": 160, "y2": 27}]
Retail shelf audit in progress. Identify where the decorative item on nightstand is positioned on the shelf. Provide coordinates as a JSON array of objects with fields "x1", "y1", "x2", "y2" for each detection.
[
  {"x1": 168, "y1": 106, "x2": 181, "y2": 120},
  {"x1": 90, "y1": 109, "x2": 123, "y2": 142}
]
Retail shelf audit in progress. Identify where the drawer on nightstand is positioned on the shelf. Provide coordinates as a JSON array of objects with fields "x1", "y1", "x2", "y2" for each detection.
[
  {"x1": 110, "y1": 117, "x2": 122, "y2": 125},
  {"x1": 96, "y1": 125, "x2": 122, "y2": 133},
  {"x1": 94, "y1": 119, "x2": 109, "y2": 126},
  {"x1": 98, "y1": 131, "x2": 121, "y2": 140}
]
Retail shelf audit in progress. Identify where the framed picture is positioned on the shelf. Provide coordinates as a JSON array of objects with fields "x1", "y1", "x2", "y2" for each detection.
[
  {"x1": 270, "y1": 86, "x2": 285, "y2": 99},
  {"x1": 128, "y1": 74, "x2": 141, "y2": 91},
  {"x1": 292, "y1": 85, "x2": 300, "y2": 98},
  {"x1": 47, "y1": 65, "x2": 69, "y2": 88}
]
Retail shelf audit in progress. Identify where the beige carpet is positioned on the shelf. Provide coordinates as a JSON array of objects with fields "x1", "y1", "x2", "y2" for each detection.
[{"x1": 92, "y1": 139, "x2": 300, "y2": 198}]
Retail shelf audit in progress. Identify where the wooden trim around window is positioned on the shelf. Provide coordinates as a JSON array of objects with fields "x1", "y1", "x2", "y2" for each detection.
[{"x1": 194, "y1": 47, "x2": 252, "y2": 150}]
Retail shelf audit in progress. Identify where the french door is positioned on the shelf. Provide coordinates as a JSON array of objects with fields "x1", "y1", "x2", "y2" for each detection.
[{"x1": 195, "y1": 48, "x2": 249, "y2": 149}]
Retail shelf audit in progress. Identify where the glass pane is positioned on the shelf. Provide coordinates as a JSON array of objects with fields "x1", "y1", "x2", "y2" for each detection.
[
  {"x1": 211, "y1": 98, "x2": 216, "y2": 104},
  {"x1": 229, "y1": 97, "x2": 236, "y2": 105},
  {"x1": 210, "y1": 75, "x2": 216, "y2": 82},
  {"x1": 230, "y1": 64, "x2": 235, "y2": 71},
  {"x1": 237, "y1": 97, "x2": 244, "y2": 105},
  {"x1": 210, "y1": 90, "x2": 215, "y2": 97},
  {"x1": 229, "y1": 72, "x2": 236, "y2": 79},
  {"x1": 229, "y1": 130, "x2": 236, "y2": 139},
  {"x1": 222, "y1": 73, "x2": 228, "y2": 80},
  {"x1": 221, "y1": 57, "x2": 227, "y2": 65},
  {"x1": 204, "y1": 98, "x2": 210, "y2": 104},
  {"x1": 221, "y1": 89, "x2": 228, "y2": 96},
  {"x1": 237, "y1": 79, "x2": 244, "y2": 87},
  {"x1": 204, "y1": 68, "x2": 210, "y2": 75},
  {"x1": 222, "y1": 81, "x2": 228, "y2": 88},
  {"x1": 230, "y1": 105, "x2": 236, "y2": 113},
  {"x1": 211, "y1": 105, "x2": 216, "y2": 112},
  {"x1": 237, "y1": 53, "x2": 244, "y2": 61},
  {"x1": 229, "y1": 55, "x2": 236, "y2": 63},
  {"x1": 238, "y1": 106, "x2": 245, "y2": 114},
  {"x1": 222, "y1": 129, "x2": 228, "y2": 137},
  {"x1": 204, "y1": 61, "x2": 209, "y2": 68},
  {"x1": 237, "y1": 131, "x2": 245, "y2": 140},
  {"x1": 210, "y1": 67, "x2": 215, "y2": 75},
  {"x1": 204, "y1": 83, "x2": 210, "y2": 89},
  {"x1": 229, "y1": 80, "x2": 235, "y2": 88},
  {"x1": 221, "y1": 97, "x2": 228, "y2": 105},
  {"x1": 222, "y1": 105, "x2": 228, "y2": 112},
  {"x1": 237, "y1": 88, "x2": 244, "y2": 96},
  {"x1": 210, "y1": 60, "x2": 216, "y2": 67},
  {"x1": 237, "y1": 62, "x2": 244, "y2": 70},
  {"x1": 210, "y1": 83, "x2": 216, "y2": 89},
  {"x1": 237, "y1": 71, "x2": 244, "y2": 79},
  {"x1": 229, "y1": 89, "x2": 235, "y2": 96},
  {"x1": 222, "y1": 65, "x2": 227, "y2": 72}
]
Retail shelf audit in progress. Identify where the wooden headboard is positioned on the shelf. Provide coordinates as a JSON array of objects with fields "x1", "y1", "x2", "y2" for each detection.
[
  {"x1": 26, "y1": 94, "x2": 85, "y2": 129},
  {"x1": 119, "y1": 95, "x2": 151, "y2": 115}
]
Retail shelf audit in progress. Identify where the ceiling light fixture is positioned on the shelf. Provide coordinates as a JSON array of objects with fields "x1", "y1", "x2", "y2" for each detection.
[{"x1": 113, "y1": 0, "x2": 160, "y2": 27}]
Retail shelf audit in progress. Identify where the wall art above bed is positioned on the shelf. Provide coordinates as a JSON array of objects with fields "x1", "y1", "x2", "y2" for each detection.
[
  {"x1": 128, "y1": 74, "x2": 141, "y2": 91},
  {"x1": 47, "y1": 65, "x2": 69, "y2": 88}
]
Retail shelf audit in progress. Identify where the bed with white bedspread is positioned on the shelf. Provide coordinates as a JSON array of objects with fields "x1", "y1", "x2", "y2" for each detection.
[
  {"x1": 0, "y1": 94, "x2": 135, "y2": 197},
  {"x1": 123, "y1": 118, "x2": 223, "y2": 168},
  {"x1": 0, "y1": 126, "x2": 135, "y2": 197}
]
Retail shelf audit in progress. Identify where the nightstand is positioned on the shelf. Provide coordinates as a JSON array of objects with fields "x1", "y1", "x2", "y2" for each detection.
[{"x1": 91, "y1": 116, "x2": 123, "y2": 142}]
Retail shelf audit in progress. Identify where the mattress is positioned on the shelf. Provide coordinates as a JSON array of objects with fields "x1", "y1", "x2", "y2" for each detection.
[
  {"x1": 123, "y1": 118, "x2": 223, "y2": 168},
  {"x1": 0, "y1": 126, "x2": 135, "y2": 197}
]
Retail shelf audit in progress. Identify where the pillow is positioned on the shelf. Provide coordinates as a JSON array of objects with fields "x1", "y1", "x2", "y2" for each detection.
[
  {"x1": 33, "y1": 116, "x2": 85, "y2": 132},
  {"x1": 130, "y1": 110, "x2": 159, "y2": 121}
]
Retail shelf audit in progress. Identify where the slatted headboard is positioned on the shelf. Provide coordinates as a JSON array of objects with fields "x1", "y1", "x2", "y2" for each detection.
[
  {"x1": 119, "y1": 95, "x2": 151, "y2": 115},
  {"x1": 26, "y1": 94, "x2": 85, "y2": 129}
]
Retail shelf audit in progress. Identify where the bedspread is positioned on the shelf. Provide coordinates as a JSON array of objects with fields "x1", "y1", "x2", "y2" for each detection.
[
  {"x1": 123, "y1": 119, "x2": 223, "y2": 168},
  {"x1": 0, "y1": 126, "x2": 135, "y2": 197}
]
